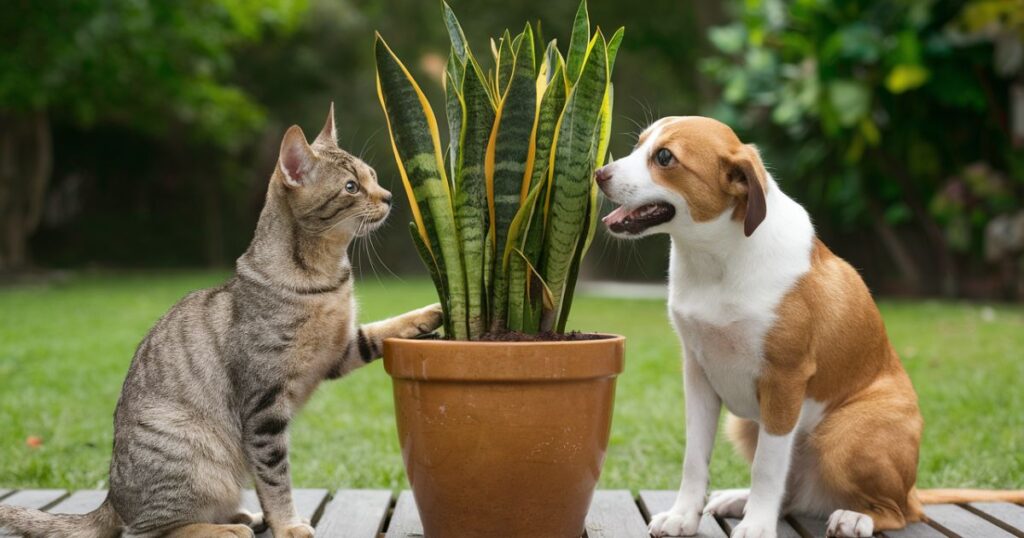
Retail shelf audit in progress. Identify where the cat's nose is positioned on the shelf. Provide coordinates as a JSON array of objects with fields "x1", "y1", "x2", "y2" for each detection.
[{"x1": 382, "y1": 193, "x2": 392, "y2": 205}]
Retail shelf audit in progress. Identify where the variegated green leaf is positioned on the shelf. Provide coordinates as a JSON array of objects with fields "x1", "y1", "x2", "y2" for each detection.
[
  {"x1": 565, "y1": 0, "x2": 590, "y2": 83},
  {"x1": 496, "y1": 29, "x2": 514, "y2": 93},
  {"x1": 556, "y1": 179, "x2": 600, "y2": 332},
  {"x1": 454, "y1": 56, "x2": 495, "y2": 338},
  {"x1": 486, "y1": 24, "x2": 537, "y2": 328},
  {"x1": 375, "y1": 34, "x2": 469, "y2": 339},
  {"x1": 445, "y1": 54, "x2": 464, "y2": 185},
  {"x1": 409, "y1": 221, "x2": 451, "y2": 335},
  {"x1": 541, "y1": 31, "x2": 608, "y2": 331},
  {"x1": 442, "y1": 1, "x2": 469, "y2": 62},
  {"x1": 606, "y1": 26, "x2": 625, "y2": 70},
  {"x1": 506, "y1": 179, "x2": 544, "y2": 331}
]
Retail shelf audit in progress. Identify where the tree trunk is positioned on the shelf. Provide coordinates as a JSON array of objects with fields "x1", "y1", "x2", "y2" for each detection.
[
  {"x1": 866, "y1": 198, "x2": 922, "y2": 293},
  {"x1": 201, "y1": 171, "x2": 226, "y2": 267},
  {"x1": 0, "y1": 111, "x2": 53, "y2": 273},
  {"x1": 873, "y1": 149, "x2": 958, "y2": 296}
]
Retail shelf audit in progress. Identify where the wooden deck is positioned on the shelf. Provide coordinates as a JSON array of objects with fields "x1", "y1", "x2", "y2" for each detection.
[{"x1": 2, "y1": 488, "x2": 1023, "y2": 537}]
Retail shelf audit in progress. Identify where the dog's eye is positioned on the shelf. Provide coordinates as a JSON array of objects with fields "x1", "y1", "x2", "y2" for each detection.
[
  {"x1": 655, "y1": 148, "x2": 674, "y2": 167},
  {"x1": 345, "y1": 180, "x2": 359, "y2": 194}
]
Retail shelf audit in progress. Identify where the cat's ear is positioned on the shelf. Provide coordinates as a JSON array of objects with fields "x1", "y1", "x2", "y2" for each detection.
[
  {"x1": 279, "y1": 125, "x2": 316, "y2": 188},
  {"x1": 314, "y1": 102, "x2": 337, "y2": 147}
]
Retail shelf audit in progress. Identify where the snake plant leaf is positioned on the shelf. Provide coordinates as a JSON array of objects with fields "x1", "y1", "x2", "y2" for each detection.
[
  {"x1": 444, "y1": 56, "x2": 464, "y2": 185},
  {"x1": 506, "y1": 179, "x2": 544, "y2": 331},
  {"x1": 527, "y1": 58, "x2": 567, "y2": 203},
  {"x1": 454, "y1": 56, "x2": 495, "y2": 338},
  {"x1": 565, "y1": 0, "x2": 590, "y2": 83},
  {"x1": 606, "y1": 26, "x2": 625, "y2": 70},
  {"x1": 496, "y1": 29, "x2": 515, "y2": 93},
  {"x1": 486, "y1": 25, "x2": 537, "y2": 328},
  {"x1": 545, "y1": 40, "x2": 562, "y2": 85},
  {"x1": 555, "y1": 179, "x2": 600, "y2": 332},
  {"x1": 442, "y1": 1, "x2": 469, "y2": 62},
  {"x1": 541, "y1": 31, "x2": 608, "y2": 331},
  {"x1": 409, "y1": 221, "x2": 452, "y2": 335},
  {"x1": 594, "y1": 83, "x2": 614, "y2": 169},
  {"x1": 375, "y1": 34, "x2": 469, "y2": 339}
]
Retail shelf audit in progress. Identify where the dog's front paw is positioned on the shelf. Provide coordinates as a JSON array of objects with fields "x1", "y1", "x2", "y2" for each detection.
[
  {"x1": 826, "y1": 510, "x2": 873, "y2": 537},
  {"x1": 730, "y1": 518, "x2": 777, "y2": 538},
  {"x1": 648, "y1": 509, "x2": 701, "y2": 537}
]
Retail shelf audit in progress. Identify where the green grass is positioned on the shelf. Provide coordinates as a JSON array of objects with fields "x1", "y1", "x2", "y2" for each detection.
[{"x1": 1, "y1": 271, "x2": 1021, "y2": 491}]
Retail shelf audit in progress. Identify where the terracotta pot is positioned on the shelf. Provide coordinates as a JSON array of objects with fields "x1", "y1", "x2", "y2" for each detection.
[{"x1": 383, "y1": 335, "x2": 625, "y2": 538}]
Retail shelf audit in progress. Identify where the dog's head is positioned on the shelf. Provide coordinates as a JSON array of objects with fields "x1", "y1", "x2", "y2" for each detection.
[{"x1": 597, "y1": 116, "x2": 769, "y2": 240}]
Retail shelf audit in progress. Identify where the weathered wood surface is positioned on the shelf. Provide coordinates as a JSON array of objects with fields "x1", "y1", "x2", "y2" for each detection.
[{"x1": 0, "y1": 488, "x2": 1020, "y2": 537}]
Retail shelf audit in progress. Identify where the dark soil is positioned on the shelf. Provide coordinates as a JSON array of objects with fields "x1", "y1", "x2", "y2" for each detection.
[{"x1": 476, "y1": 330, "x2": 610, "y2": 342}]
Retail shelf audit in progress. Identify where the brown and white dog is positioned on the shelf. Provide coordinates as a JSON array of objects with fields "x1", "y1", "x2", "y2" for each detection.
[{"x1": 596, "y1": 116, "x2": 1024, "y2": 538}]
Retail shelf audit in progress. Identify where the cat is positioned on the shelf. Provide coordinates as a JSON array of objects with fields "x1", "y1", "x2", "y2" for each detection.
[{"x1": 0, "y1": 104, "x2": 443, "y2": 538}]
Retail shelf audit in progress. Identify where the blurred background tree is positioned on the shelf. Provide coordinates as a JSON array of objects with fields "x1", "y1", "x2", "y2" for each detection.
[
  {"x1": 2, "y1": 0, "x2": 1021, "y2": 299},
  {"x1": 703, "y1": 0, "x2": 1024, "y2": 297}
]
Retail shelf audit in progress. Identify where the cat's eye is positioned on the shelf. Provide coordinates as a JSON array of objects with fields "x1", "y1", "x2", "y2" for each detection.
[
  {"x1": 655, "y1": 148, "x2": 674, "y2": 167},
  {"x1": 345, "y1": 180, "x2": 359, "y2": 194}
]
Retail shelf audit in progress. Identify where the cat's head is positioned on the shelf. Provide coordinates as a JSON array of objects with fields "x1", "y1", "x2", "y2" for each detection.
[{"x1": 274, "y1": 104, "x2": 391, "y2": 238}]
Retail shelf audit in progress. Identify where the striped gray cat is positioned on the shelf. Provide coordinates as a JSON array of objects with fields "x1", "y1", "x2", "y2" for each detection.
[{"x1": 0, "y1": 105, "x2": 443, "y2": 538}]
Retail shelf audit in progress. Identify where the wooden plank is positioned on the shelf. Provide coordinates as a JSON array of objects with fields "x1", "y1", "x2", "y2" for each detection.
[
  {"x1": 883, "y1": 521, "x2": 954, "y2": 538},
  {"x1": 790, "y1": 515, "x2": 828, "y2": 537},
  {"x1": 314, "y1": 489, "x2": 392, "y2": 538},
  {"x1": 721, "y1": 515, "x2": 802, "y2": 538},
  {"x1": 637, "y1": 490, "x2": 727, "y2": 538},
  {"x1": 48, "y1": 490, "x2": 107, "y2": 514},
  {"x1": 0, "y1": 489, "x2": 67, "y2": 509},
  {"x1": 0, "y1": 490, "x2": 68, "y2": 538},
  {"x1": 966, "y1": 502, "x2": 1024, "y2": 536},
  {"x1": 924, "y1": 503, "x2": 1016, "y2": 538},
  {"x1": 384, "y1": 491, "x2": 423, "y2": 537},
  {"x1": 241, "y1": 489, "x2": 330, "y2": 537},
  {"x1": 584, "y1": 490, "x2": 649, "y2": 538}
]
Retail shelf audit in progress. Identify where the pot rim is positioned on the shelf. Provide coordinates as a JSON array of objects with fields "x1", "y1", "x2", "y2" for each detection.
[
  {"x1": 382, "y1": 334, "x2": 625, "y2": 382},
  {"x1": 383, "y1": 333, "x2": 624, "y2": 347}
]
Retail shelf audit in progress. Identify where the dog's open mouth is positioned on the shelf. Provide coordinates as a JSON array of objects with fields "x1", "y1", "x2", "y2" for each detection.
[{"x1": 602, "y1": 202, "x2": 675, "y2": 234}]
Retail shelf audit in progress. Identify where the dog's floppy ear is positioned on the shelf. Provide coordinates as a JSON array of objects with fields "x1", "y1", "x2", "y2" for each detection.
[{"x1": 723, "y1": 144, "x2": 768, "y2": 237}]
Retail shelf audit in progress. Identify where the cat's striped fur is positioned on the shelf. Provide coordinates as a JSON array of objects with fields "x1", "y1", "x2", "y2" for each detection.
[{"x1": 0, "y1": 106, "x2": 443, "y2": 538}]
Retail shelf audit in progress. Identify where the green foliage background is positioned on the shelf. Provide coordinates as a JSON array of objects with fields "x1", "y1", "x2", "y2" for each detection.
[{"x1": 2, "y1": 0, "x2": 1021, "y2": 298}]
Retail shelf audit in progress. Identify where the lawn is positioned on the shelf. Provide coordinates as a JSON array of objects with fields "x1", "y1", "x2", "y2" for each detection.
[{"x1": 0, "y1": 271, "x2": 1022, "y2": 491}]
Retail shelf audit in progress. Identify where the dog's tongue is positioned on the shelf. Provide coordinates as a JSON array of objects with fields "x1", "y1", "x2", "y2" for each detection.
[{"x1": 602, "y1": 205, "x2": 631, "y2": 226}]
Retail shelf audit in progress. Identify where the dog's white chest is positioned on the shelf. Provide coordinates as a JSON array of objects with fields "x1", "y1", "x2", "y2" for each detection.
[{"x1": 672, "y1": 304, "x2": 768, "y2": 420}]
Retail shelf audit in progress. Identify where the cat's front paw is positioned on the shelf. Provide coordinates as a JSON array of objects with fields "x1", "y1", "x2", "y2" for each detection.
[
  {"x1": 411, "y1": 303, "x2": 444, "y2": 335},
  {"x1": 280, "y1": 522, "x2": 315, "y2": 538}
]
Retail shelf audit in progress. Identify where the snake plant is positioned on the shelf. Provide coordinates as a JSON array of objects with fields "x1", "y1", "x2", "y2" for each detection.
[{"x1": 375, "y1": 1, "x2": 622, "y2": 340}]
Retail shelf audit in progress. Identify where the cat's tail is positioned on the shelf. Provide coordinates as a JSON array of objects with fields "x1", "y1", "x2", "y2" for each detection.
[
  {"x1": 915, "y1": 487, "x2": 1024, "y2": 504},
  {"x1": 0, "y1": 498, "x2": 121, "y2": 538}
]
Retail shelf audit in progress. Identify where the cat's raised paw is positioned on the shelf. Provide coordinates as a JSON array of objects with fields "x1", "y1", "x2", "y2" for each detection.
[{"x1": 414, "y1": 303, "x2": 444, "y2": 334}]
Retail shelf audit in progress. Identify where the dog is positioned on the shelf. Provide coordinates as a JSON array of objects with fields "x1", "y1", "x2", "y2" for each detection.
[{"x1": 595, "y1": 116, "x2": 1024, "y2": 537}]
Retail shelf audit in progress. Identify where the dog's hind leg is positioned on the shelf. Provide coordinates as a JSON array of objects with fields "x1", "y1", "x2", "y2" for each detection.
[{"x1": 802, "y1": 374, "x2": 924, "y2": 534}]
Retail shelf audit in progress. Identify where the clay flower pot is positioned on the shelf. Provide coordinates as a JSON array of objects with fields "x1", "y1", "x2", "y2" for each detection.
[{"x1": 382, "y1": 335, "x2": 625, "y2": 538}]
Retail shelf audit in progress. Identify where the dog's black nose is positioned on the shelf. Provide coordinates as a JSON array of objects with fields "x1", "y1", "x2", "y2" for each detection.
[{"x1": 595, "y1": 166, "x2": 612, "y2": 183}]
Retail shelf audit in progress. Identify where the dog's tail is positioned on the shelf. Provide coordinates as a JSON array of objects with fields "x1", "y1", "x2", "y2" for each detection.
[
  {"x1": 0, "y1": 498, "x2": 121, "y2": 538},
  {"x1": 914, "y1": 488, "x2": 1024, "y2": 504}
]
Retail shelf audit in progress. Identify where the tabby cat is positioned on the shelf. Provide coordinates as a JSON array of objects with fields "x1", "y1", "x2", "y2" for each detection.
[{"x1": 0, "y1": 105, "x2": 443, "y2": 538}]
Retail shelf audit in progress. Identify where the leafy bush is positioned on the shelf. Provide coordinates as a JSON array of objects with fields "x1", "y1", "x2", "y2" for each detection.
[
  {"x1": 374, "y1": 1, "x2": 622, "y2": 339},
  {"x1": 703, "y1": 0, "x2": 1023, "y2": 295}
]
